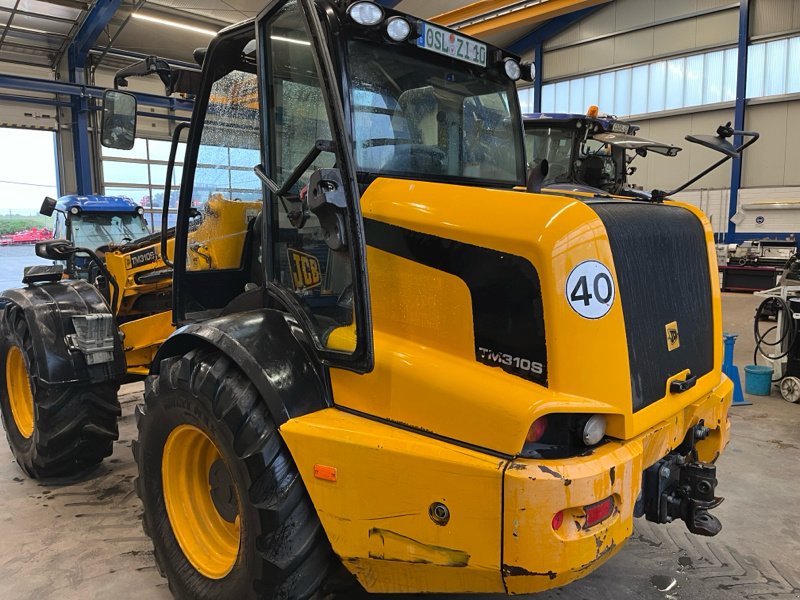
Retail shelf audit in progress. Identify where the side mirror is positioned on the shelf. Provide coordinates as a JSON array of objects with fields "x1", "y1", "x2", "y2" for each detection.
[
  {"x1": 40, "y1": 196, "x2": 57, "y2": 217},
  {"x1": 685, "y1": 133, "x2": 739, "y2": 158},
  {"x1": 685, "y1": 121, "x2": 739, "y2": 158},
  {"x1": 36, "y1": 239, "x2": 76, "y2": 261},
  {"x1": 101, "y1": 90, "x2": 137, "y2": 150}
]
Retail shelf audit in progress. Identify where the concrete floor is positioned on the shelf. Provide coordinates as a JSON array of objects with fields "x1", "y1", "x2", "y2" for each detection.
[{"x1": 1, "y1": 292, "x2": 799, "y2": 599}]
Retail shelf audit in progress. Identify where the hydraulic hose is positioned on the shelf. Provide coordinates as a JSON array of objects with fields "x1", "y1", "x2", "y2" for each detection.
[{"x1": 753, "y1": 296, "x2": 796, "y2": 381}]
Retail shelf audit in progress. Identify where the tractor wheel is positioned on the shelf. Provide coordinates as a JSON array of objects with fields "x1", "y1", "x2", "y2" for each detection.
[
  {"x1": 134, "y1": 348, "x2": 335, "y2": 600},
  {"x1": 0, "y1": 302, "x2": 121, "y2": 478}
]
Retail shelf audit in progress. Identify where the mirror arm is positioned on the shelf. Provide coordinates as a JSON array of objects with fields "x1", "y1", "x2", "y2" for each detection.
[
  {"x1": 72, "y1": 246, "x2": 120, "y2": 312},
  {"x1": 652, "y1": 154, "x2": 732, "y2": 202},
  {"x1": 651, "y1": 128, "x2": 759, "y2": 202}
]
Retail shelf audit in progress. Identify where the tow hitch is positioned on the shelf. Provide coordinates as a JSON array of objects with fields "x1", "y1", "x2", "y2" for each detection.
[{"x1": 641, "y1": 421, "x2": 724, "y2": 536}]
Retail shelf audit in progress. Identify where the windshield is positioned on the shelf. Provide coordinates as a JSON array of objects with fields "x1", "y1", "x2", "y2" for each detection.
[
  {"x1": 525, "y1": 125, "x2": 624, "y2": 191},
  {"x1": 71, "y1": 213, "x2": 150, "y2": 249},
  {"x1": 347, "y1": 40, "x2": 524, "y2": 186},
  {"x1": 524, "y1": 125, "x2": 576, "y2": 187}
]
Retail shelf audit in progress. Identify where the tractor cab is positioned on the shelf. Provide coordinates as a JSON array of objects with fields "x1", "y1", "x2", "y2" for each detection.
[
  {"x1": 39, "y1": 194, "x2": 150, "y2": 278},
  {"x1": 524, "y1": 108, "x2": 681, "y2": 198}
]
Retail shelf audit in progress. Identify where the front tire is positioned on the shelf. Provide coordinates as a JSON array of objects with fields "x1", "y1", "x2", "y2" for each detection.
[
  {"x1": 0, "y1": 302, "x2": 120, "y2": 478},
  {"x1": 134, "y1": 348, "x2": 335, "y2": 600}
]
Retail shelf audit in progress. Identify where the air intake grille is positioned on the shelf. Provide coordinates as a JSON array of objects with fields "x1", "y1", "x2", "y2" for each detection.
[{"x1": 591, "y1": 202, "x2": 713, "y2": 411}]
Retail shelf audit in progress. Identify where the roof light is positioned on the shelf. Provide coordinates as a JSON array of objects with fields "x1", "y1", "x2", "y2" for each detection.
[
  {"x1": 69, "y1": 206, "x2": 79, "y2": 215},
  {"x1": 520, "y1": 61, "x2": 536, "y2": 82},
  {"x1": 587, "y1": 105, "x2": 599, "y2": 118},
  {"x1": 504, "y1": 58, "x2": 522, "y2": 81},
  {"x1": 386, "y1": 17, "x2": 411, "y2": 42},
  {"x1": 137, "y1": 207, "x2": 145, "y2": 215},
  {"x1": 582, "y1": 414, "x2": 607, "y2": 446},
  {"x1": 271, "y1": 35, "x2": 311, "y2": 46},
  {"x1": 131, "y1": 13, "x2": 217, "y2": 36},
  {"x1": 348, "y1": 2, "x2": 384, "y2": 26}
]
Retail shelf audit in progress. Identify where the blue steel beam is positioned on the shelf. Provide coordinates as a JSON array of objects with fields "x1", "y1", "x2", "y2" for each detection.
[
  {"x1": 67, "y1": 0, "x2": 122, "y2": 194},
  {"x1": 727, "y1": 0, "x2": 749, "y2": 243},
  {"x1": 0, "y1": 73, "x2": 195, "y2": 112},
  {"x1": 507, "y1": 5, "x2": 602, "y2": 113}
]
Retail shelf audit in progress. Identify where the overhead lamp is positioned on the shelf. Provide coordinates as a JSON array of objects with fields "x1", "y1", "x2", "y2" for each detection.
[
  {"x1": 271, "y1": 35, "x2": 311, "y2": 46},
  {"x1": 348, "y1": 1, "x2": 384, "y2": 26},
  {"x1": 504, "y1": 58, "x2": 522, "y2": 81},
  {"x1": 385, "y1": 17, "x2": 411, "y2": 41},
  {"x1": 131, "y1": 13, "x2": 217, "y2": 36}
]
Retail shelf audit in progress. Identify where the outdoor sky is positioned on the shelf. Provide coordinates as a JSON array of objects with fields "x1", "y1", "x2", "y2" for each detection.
[{"x1": 0, "y1": 128, "x2": 59, "y2": 216}]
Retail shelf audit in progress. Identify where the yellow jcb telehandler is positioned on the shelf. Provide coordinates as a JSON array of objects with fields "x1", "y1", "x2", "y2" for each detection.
[{"x1": 1, "y1": 0, "x2": 757, "y2": 597}]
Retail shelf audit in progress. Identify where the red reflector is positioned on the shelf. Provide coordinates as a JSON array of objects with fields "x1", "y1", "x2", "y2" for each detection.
[
  {"x1": 526, "y1": 416, "x2": 548, "y2": 443},
  {"x1": 552, "y1": 510, "x2": 564, "y2": 530},
  {"x1": 584, "y1": 497, "x2": 614, "y2": 528}
]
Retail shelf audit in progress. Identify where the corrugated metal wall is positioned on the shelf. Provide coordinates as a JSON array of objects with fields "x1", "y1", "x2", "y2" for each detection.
[{"x1": 542, "y1": 0, "x2": 738, "y2": 81}]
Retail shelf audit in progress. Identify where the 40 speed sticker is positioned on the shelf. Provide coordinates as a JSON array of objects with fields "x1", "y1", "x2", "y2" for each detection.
[{"x1": 565, "y1": 260, "x2": 615, "y2": 319}]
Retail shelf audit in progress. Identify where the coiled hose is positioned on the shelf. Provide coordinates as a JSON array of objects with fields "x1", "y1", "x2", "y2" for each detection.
[{"x1": 753, "y1": 296, "x2": 797, "y2": 381}]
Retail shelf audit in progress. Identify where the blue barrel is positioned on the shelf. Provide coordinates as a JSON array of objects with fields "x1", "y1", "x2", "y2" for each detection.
[{"x1": 743, "y1": 365, "x2": 773, "y2": 396}]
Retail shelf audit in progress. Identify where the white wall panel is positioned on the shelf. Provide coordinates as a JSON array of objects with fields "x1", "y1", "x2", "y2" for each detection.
[
  {"x1": 751, "y1": 0, "x2": 800, "y2": 37},
  {"x1": 736, "y1": 186, "x2": 800, "y2": 233},
  {"x1": 613, "y1": 28, "x2": 655, "y2": 64},
  {"x1": 656, "y1": 0, "x2": 698, "y2": 21},
  {"x1": 615, "y1": 0, "x2": 655, "y2": 30},
  {"x1": 742, "y1": 102, "x2": 790, "y2": 188}
]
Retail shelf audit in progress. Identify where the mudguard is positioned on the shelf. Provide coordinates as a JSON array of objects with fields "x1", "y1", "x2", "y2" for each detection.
[
  {"x1": 152, "y1": 309, "x2": 329, "y2": 425},
  {"x1": 0, "y1": 280, "x2": 125, "y2": 385}
]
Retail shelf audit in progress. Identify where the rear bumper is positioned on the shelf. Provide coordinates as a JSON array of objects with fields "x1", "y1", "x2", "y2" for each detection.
[
  {"x1": 502, "y1": 375, "x2": 732, "y2": 594},
  {"x1": 280, "y1": 376, "x2": 732, "y2": 594}
]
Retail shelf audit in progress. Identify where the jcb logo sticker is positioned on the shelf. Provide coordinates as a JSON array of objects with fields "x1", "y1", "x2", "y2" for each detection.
[
  {"x1": 665, "y1": 321, "x2": 680, "y2": 351},
  {"x1": 287, "y1": 248, "x2": 322, "y2": 291}
]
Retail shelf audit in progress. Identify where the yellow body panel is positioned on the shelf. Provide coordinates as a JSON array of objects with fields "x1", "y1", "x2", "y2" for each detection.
[
  {"x1": 330, "y1": 178, "x2": 723, "y2": 455},
  {"x1": 187, "y1": 197, "x2": 261, "y2": 271},
  {"x1": 281, "y1": 377, "x2": 730, "y2": 593},
  {"x1": 119, "y1": 311, "x2": 174, "y2": 373},
  {"x1": 280, "y1": 408, "x2": 506, "y2": 593}
]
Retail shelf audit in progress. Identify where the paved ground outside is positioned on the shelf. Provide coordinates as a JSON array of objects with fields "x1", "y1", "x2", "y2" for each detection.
[{"x1": 0, "y1": 292, "x2": 798, "y2": 599}]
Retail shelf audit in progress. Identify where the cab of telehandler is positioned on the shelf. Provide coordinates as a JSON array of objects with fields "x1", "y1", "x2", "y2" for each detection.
[{"x1": 103, "y1": 0, "x2": 529, "y2": 369}]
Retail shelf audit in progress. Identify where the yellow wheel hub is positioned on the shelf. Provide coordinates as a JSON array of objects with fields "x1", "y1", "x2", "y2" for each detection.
[
  {"x1": 162, "y1": 424, "x2": 241, "y2": 579},
  {"x1": 6, "y1": 346, "x2": 34, "y2": 438}
]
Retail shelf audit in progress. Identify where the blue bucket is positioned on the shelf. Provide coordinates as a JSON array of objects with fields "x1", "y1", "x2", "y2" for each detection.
[{"x1": 743, "y1": 365, "x2": 773, "y2": 396}]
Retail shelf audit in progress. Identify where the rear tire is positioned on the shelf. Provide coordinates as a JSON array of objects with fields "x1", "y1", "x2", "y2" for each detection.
[
  {"x1": 134, "y1": 348, "x2": 336, "y2": 600},
  {"x1": 0, "y1": 302, "x2": 120, "y2": 478}
]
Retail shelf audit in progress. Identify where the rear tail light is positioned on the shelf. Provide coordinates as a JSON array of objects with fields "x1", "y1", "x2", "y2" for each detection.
[
  {"x1": 525, "y1": 416, "x2": 548, "y2": 443},
  {"x1": 584, "y1": 496, "x2": 614, "y2": 528},
  {"x1": 551, "y1": 510, "x2": 564, "y2": 530}
]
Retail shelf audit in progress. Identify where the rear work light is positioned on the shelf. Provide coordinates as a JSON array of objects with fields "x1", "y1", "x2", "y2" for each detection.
[
  {"x1": 348, "y1": 1, "x2": 384, "y2": 26},
  {"x1": 584, "y1": 496, "x2": 614, "y2": 528}
]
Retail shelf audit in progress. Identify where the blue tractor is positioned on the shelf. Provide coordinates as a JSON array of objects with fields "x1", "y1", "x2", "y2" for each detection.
[
  {"x1": 39, "y1": 194, "x2": 151, "y2": 278},
  {"x1": 523, "y1": 108, "x2": 682, "y2": 199}
]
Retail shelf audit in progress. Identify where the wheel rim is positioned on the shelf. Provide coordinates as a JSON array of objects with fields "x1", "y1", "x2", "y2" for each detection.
[
  {"x1": 162, "y1": 424, "x2": 241, "y2": 579},
  {"x1": 6, "y1": 346, "x2": 34, "y2": 438}
]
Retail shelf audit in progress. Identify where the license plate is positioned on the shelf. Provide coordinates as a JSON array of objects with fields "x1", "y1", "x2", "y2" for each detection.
[
  {"x1": 417, "y1": 23, "x2": 487, "y2": 67},
  {"x1": 611, "y1": 122, "x2": 630, "y2": 134}
]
